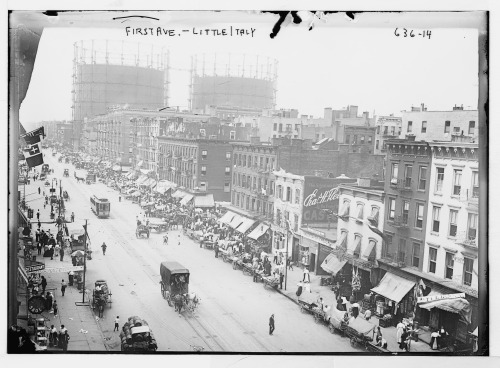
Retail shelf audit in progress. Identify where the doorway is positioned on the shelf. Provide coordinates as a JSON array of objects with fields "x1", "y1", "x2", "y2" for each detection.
[{"x1": 309, "y1": 253, "x2": 316, "y2": 273}]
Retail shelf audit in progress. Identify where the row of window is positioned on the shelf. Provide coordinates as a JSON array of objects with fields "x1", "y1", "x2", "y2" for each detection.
[
  {"x1": 387, "y1": 198, "x2": 425, "y2": 228},
  {"x1": 345, "y1": 135, "x2": 373, "y2": 145},
  {"x1": 199, "y1": 129, "x2": 236, "y2": 140},
  {"x1": 339, "y1": 200, "x2": 380, "y2": 226},
  {"x1": 275, "y1": 209, "x2": 300, "y2": 232},
  {"x1": 338, "y1": 231, "x2": 377, "y2": 260},
  {"x1": 233, "y1": 153, "x2": 275, "y2": 170},
  {"x1": 377, "y1": 125, "x2": 402, "y2": 136},
  {"x1": 407, "y1": 120, "x2": 476, "y2": 135},
  {"x1": 232, "y1": 192, "x2": 273, "y2": 214},
  {"x1": 273, "y1": 123, "x2": 300, "y2": 132},
  {"x1": 435, "y1": 167, "x2": 479, "y2": 197},
  {"x1": 276, "y1": 185, "x2": 301, "y2": 204},
  {"x1": 233, "y1": 173, "x2": 275, "y2": 194},
  {"x1": 431, "y1": 207, "x2": 478, "y2": 240},
  {"x1": 390, "y1": 163, "x2": 427, "y2": 189},
  {"x1": 428, "y1": 249, "x2": 474, "y2": 286}
]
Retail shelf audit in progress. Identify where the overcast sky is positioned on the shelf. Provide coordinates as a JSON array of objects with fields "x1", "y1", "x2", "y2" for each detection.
[{"x1": 18, "y1": 11, "x2": 480, "y2": 129}]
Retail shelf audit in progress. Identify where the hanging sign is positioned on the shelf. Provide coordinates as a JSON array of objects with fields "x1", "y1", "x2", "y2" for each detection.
[
  {"x1": 26, "y1": 262, "x2": 46, "y2": 273},
  {"x1": 417, "y1": 292, "x2": 465, "y2": 304},
  {"x1": 28, "y1": 295, "x2": 46, "y2": 314},
  {"x1": 40, "y1": 266, "x2": 84, "y2": 274}
]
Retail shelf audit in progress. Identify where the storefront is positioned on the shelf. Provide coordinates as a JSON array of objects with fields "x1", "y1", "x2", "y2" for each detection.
[
  {"x1": 417, "y1": 293, "x2": 472, "y2": 343},
  {"x1": 247, "y1": 223, "x2": 271, "y2": 254},
  {"x1": 370, "y1": 271, "x2": 416, "y2": 326}
]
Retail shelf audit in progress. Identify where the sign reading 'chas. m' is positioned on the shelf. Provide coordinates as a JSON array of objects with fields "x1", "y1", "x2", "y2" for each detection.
[{"x1": 302, "y1": 176, "x2": 357, "y2": 223}]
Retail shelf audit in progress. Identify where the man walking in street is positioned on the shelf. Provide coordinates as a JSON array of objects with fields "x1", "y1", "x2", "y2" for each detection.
[
  {"x1": 269, "y1": 314, "x2": 275, "y2": 335},
  {"x1": 41, "y1": 276, "x2": 47, "y2": 294},
  {"x1": 61, "y1": 279, "x2": 67, "y2": 296},
  {"x1": 114, "y1": 316, "x2": 120, "y2": 332},
  {"x1": 60, "y1": 244, "x2": 64, "y2": 261},
  {"x1": 38, "y1": 187, "x2": 41, "y2": 195},
  {"x1": 36, "y1": 209, "x2": 40, "y2": 220},
  {"x1": 101, "y1": 242, "x2": 107, "y2": 255},
  {"x1": 279, "y1": 272, "x2": 284, "y2": 290}
]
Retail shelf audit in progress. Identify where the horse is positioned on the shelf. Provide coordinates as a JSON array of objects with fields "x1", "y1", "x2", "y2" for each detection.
[
  {"x1": 184, "y1": 292, "x2": 200, "y2": 313},
  {"x1": 76, "y1": 176, "x2": 85, "y2": 183},
  {"x1": 173, "y1": 294, "x2": 184, "y2": 314}
]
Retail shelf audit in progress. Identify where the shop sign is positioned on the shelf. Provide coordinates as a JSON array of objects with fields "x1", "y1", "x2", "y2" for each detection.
[
  {"x1": 26, "y1": 262, "x2": 45, "y2": 273},
  {"x1": 417, "y1": 292, "x2": 465, "y2": 304},
  {"x1": 40, "y1": 266, "x2": 84, "y2": 274},
  {"x1": 28, "y1": 295, "x2": 46, "y2": 314},
  {"x1": 302, "y1": 176, "x2": 356, "y2": 223}
]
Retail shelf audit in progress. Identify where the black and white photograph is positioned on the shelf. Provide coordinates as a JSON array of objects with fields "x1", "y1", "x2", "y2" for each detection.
[{"x1": 5, "y1": 6, "x2": 491, "y2": 358}]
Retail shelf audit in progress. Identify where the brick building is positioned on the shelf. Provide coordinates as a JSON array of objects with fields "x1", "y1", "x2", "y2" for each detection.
[
  {"x1": 230, "y1": 138, "x2": 278, "y2": 222},
  {"x1": 277, "y1": 138, "x2": 384, "y2": 179},
  {"x1": 157, "y1": 137, "x2": 233, "y2": 202}
]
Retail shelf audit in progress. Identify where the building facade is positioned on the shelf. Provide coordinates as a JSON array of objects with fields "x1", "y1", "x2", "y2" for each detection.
[
  {"x1": 401, "y1": 105, "x2": 478, "y2": 142},
  {"x1": 381, "y1": 139, "x2": 432, "y2": 270},
  {"x1": 374, "y1": 115, "x2": 402, "y2": 154},
  {"x1": 230, "y1": 139, "x2": 277, "y2": 221},
  {"x1": 335, "y1": 182, "x2": 385, "y2": 288},
  {"x1": 419, "y1": 142, "x2": 479, "y2": 329},
  {"x1": 158, "y1": 137, "x2": 233, "y2": 201}
]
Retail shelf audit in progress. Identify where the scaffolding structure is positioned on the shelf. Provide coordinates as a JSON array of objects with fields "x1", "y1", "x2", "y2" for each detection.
[
  {"x1": 189, "y1": 53, "x2": 278, "y2": 111},
  {"x1": 71, "y1": 40, "x2": 170, "y2": 122}
]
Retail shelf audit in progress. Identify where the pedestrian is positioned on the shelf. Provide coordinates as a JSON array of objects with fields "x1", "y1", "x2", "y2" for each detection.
[
  {"x1": 61, "y1": 331, "x2": 70, "y2": 352},
  {"x1": 273, "y1": 249, "x2": 278, "y2": 264},
  {"x1": 46, "y1": 292, "x2": 53, "y2": 312},
  {"x1": 374, "y1": 326, "x2": 382, "y2": 345},
  {"x1": 50, "y1": 325, "x2": 58, "y2": 347},
  {"x1": 114, "y1": 316, "x2": 120, "y2": 332},
  {"x1": 37, "y1": 220, "x2": 41, "y2": 229},
  {"x1": 430, "y1": 329, "x2": 440, "y2": 350},
  {"x1": 40, "y1": 276, "x2": 47, "y2": 294},
  {"x1": 53, "y1": 300, "x2": 58, "y2": 317},
  {"x1": 59, "y1": 245, "x2": 64, "y2": 261},
  {"x1": 302, "y1": 267, "x2": 310, "y2": 283},
  {"x1": 178, "y1": 234, "x2": 180, "y2": 246},
  {"x1": 214, "y1": 243, "x2": 219, "y2": 258},
  {"x1": 364, "y1": 309, "x2": 372, "y2": 321},
  {"x1": 71, "y1": 212, "x2": 74, "y2": 222},
  {"x1": 269, "y1": 314, "x2": 275, "y2": 335},
  {"x1": 101, "y1": 242, "x2": 107, "y2": 255},
  {"x1": 279, "y1": 272, "x2": 284, "y2": 290},
  {"x1": 54, "y1": 242, "x2": 60, "y2": 258},
  {"x1": 36, "y1": 209, "x2": 40, "y2": 220},
  {"x1": 68, "y1": 271, "x2": 74, "y2": 286},
  {"x1": 287, "y1": 257, "x2": 293, "y2": 270},
  {"x1": 37, "y1": 242, "x2": 42, "y2": 255},
  {"x1": 61, "y1": 279, "x2": 67, "y2": 296},
  {"x1": 396, "y1": 320, "x2": 405, "y2": 349},
  {"x1": 118, "y1": 195, "x2": 121, "y2": 202}
]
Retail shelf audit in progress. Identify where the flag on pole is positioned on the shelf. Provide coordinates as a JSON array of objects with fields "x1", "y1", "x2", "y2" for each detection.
[
  {"x1": 22, "y1": 127, "x2": 45, "y2": 145},
  {"x1": 367, "y1": 218, "x2": 388, "y2": 242},
  {"x1": 23, "y1": 143, "x2": 44, "y2": 168}
]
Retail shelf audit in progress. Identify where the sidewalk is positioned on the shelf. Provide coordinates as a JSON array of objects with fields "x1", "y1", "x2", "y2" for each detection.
[
  {"x1": 274, "y1": 264, "x2": 434, "y2": 353},
  {"x1": 18, "y1": 176, "x2": 108, "y2": 352}
]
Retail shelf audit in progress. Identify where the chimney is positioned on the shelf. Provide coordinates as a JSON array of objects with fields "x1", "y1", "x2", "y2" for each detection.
[{"x1": 249, "y1": 136, "x2": 260, "y2": 145}]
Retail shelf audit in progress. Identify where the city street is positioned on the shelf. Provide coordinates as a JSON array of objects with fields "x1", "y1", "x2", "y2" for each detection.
[{"x1": 26, "y1": 150, "x2": 360, "y2": 353}]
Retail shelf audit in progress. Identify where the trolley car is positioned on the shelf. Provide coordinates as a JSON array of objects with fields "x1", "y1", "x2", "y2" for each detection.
[{"x1": 90, "y1": 195, "x2": 110, "y2": 218}]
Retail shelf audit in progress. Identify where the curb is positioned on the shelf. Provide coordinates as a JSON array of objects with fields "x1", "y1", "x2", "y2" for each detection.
[{"x1": 276, "y1": 288, "x2": 299, "y2": 305}]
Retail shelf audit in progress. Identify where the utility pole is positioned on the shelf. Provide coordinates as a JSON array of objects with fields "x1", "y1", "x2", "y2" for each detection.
[
  {"x1": 284, "y1": 228, "x2": 289, "y2": 291},
  {"x1": 82, "y1": 219, "x2": 88, "y2": 303}
]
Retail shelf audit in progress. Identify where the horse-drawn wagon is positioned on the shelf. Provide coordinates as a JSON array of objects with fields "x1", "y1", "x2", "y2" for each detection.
[
  {"x1": 345, "y1": 317, "x2": 376, "y2": 349},
  {"x1": 160, "y1": 261, "x2": 199, "y2": 314},
  {"x1": 136, "y1": 224, "x2": 150, "y2": 238},
  {"x1": 92, "y1": 280, "x2": 112, "y2": 317}
]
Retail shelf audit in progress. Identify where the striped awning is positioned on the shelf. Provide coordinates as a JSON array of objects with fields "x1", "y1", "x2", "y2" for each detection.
[
  {"x1": 247, "y1": 223, "x2": 269, "y2": 240},
  {"x1": 235, "y1": 217, "x2": 256, "y2": 234}
]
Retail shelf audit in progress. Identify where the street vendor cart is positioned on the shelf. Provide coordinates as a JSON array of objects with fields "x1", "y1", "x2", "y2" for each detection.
[
  {"x1": 298, "y1": 291, "x2": 318, "y2": 314},
  {"x1": 345, "y1": 317, "x2": 375, "y2": 349},
  {"x1": 262, "y1": 275, "x2": 280, "y2": 290},
  {"x1": 92, "y1": 280, "x2": 112, "y2": 317}
]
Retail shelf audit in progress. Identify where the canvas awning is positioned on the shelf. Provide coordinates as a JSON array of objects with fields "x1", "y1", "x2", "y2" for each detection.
[
  {"x1": 361, "y1": 239, "x2": 376, "y2": 260},
  {"x1": 180, "y1": 193, "x2": 194, "y2": 205},
  {"x1": 136, "y1": 160, "x2": 144, "y2": 168},
  {"x1": 418, "y1": 295, "x2": 472, "y2": 324},
  {"x1": 349, "y1": 236, "x2": 362, "y2": 255},
  {"x1": 218, "y1": 211, "x2": 237, "y2": 225},
  {"x1": 172, "y1": 190, "x2": 186, "y2": 198},
  {"x1": 371, "y1": 272, "x2": 415, "y2": 303},
  {"x1": 135, "y1": 175, "x2": 148, "y2": 185},
  {"x1": 194, "y1": 194, "x2": 215, "y2": 208},
  {"x1": 140, "y1": 169, "x2": 151, "y2": 175},
  {"x1": 235, "y1": 217, "x2": 256, "y2": 234},
  {"x1": 320, "y1": 253, "x2": 347, "y2": 275},
  {"x1": 156, "y1": 181, "x2": 175, "y2": 194},
  {"x1": 337, "y1": 231, "x2": 347, "y2": 249},
  {"x1": 248, "y1": 223, "x2": 269, "y2": 240},
  {"x1": 228, "y1": 214, "x2": 244, "y2": 229}
]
